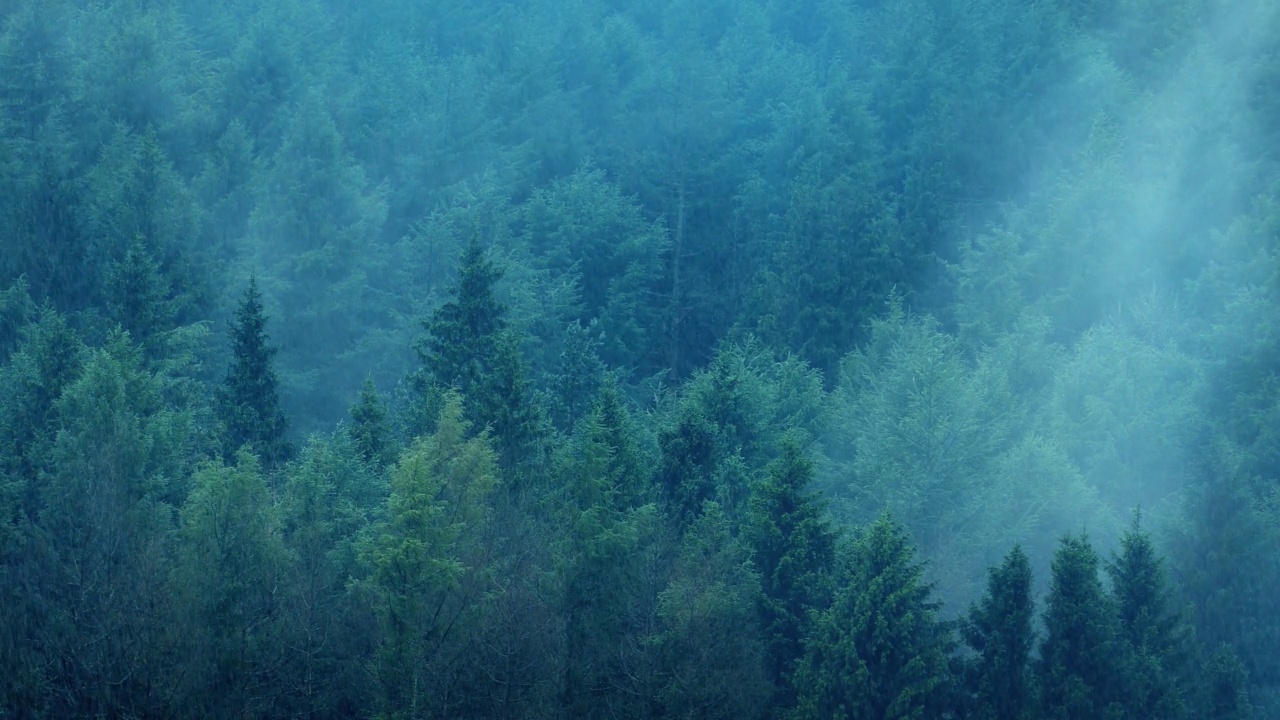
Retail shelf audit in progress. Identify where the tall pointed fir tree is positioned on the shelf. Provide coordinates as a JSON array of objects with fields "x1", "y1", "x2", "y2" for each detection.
[
  {"x1": 414, "y1": 233, "x2": 542, "y2": 477},
  {"x1": 1037, "y1": 534, "x2": 1122, "y2": 720},
  {"x1": 791, "y1": 513, "x2": 953, "y2": 720},
  {"x1": 962, "y1": 544, "x2": 1036, "y2": 720},
  {"x1": 745, "y1": 437, "x2": 836, "y2": 709},
  {"x1": 1106, "y1": 516, "x2": 1187, "y2": 720},
  {"x1": 104, "y1": 238, "x2": 175, "y2": 361},
  {"x1": 219, "y1": 277, "x2": 291, "y2": 466},
  {"x1": 348, "y1": 377, "x2": 394, "y2": 469}
]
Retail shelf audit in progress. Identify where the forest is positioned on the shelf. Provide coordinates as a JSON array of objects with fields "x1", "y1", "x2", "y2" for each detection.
[{"x1": 1, "y1": 0, "x2": 1278, "y2": 717}]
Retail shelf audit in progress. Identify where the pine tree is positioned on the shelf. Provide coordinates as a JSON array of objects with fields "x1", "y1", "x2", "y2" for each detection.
[
  {"x1": 554, "y1": 388, "x2": 658, "y2": 719},
  {"x1": 791, "y1": 513, "x2": 953, "y2": 720},
  {"x1": 1037, "y1": 533, "x2": 1123, "y2": 720},
  {"x1": 105, "y1": 238, "x2": 175, "y2": 359},
  {"x1": 1107, "y1": 515, "x2": 1187, "y2": 719},
  {"x1": 745, "y1": 438, "x2": 836, "y2": 708},
  {"x1": 963, "y1": 544, "x2": 1036, "y2": 720},
  {"x1": 219, "y1": 277, "x2": 291, "y2": 466},
  {"x1": 414, "y1": 235, "x2": 543, "y2": 476},
  {"x1": 586, "y1": 375, "x2": 650, "y2": 508},
  {"x1": 416, "y1": 232, "x2": 506, "y2": 399},
  {"x1": 656, "y1": 402, "x2": 719, "y2": 527},
  {"x1": 347, "y1": 377, "x2": 394, "y2": 469}
]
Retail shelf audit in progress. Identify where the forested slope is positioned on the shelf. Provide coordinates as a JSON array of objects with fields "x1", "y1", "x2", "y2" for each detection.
[{"x1": 1, "y1": 0, "x2": 1279, "y2": 717}]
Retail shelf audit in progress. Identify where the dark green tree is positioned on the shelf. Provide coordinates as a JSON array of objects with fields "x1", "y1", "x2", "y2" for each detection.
[
  {"x1": 219, "y1": 277, "x2": 291, "y2": 466},
  {"x1": 277, "y1": 432, "x2": 383, "y2": 716},
  {"x1": 360, "y1": 393, "x2": 498, "y2": 719},
  {"x1": 552, "y1": 379, "x2": 659, "y2": 718},
  {"x1": 1107, "y1": 516, "x2": 1187, "y2": 719},
  {"x1": 416, "y1": 233, "x2": 506, "y2": 399},
  {"x1": 962, "y1": 544, "x2": 1036, "y2": 720},
  {"x1": 745, "y1": 437, "x2": 836, "y2": 708},
  {"x1": 655, "y1": 501, "x2": 768, "y2": 720},
  {"x1": 0, "y1": 307, "x2": 85, "y2": 501},
  {"x1": 347, "y1": 377, "x2": 394, "y2": 469},
  {"x1": 0, "y1": 279, "x2": 35, "y2": 363},
  {"x1": 791, "y1": 513, "x2": 953, "y2": 720},
  {"x1": 104, "y1": 238, "x2": 175, "y2": 360},
  {"x1": 1038, "y1": 534, "x2": 1123, "y2": 720},
  {"x1": 415, "y1": 234, "x2": 543, "y2": 475}
]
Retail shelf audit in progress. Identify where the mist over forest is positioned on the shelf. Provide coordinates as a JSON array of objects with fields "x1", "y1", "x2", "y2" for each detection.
[{"x1": 1, "y1": 0, "x2": 1278, "y2": 717}]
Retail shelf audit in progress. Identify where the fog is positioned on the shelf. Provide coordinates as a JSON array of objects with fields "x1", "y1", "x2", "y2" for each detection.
[{"x1": 0, "y1": 0, "x2": 1277, "y2": 717}]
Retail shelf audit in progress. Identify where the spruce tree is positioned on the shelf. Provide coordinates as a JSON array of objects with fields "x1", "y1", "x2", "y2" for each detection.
[
  {"x1": 1037, "y1": 533, "x2": 1122, "y2": 720},
  {"x1": 414, "y1": 234, "x2": 543, "y2": 475},
  {"x1": 791, "y1": 513, "x2": 953, "y2": 720},
  {"x1": 1107, "y1": 516, "x2": 1187, "y2": 719},
  {"x1": 347, "y1": 377, "x2": 393, "y2": 469},
  {"x1": 105, "y1": 238, "x2": 174, "y2": 360},
  {"x1": 219, "y1": 277, "x2": 290, "y2": 466},
  {"x1": 416, "y1": 232, "x2": 505, "y2": 399},
  {"x1": 745, "y1": 438, "x2": 836, "y2": 708},
  {"x1": 963, "y1": 544, "x2": 1035, "y2": 720}
]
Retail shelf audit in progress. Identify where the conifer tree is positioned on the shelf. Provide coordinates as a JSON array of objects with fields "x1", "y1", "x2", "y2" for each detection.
[
  {"x1": 1107, "y1": 516, "x2": 1187, "y2": 719},
  {"x1": 361, "y1": 393, "x2": 498, "y2": 718},
  {"x1": 417, "y1": 233, "x2": 506, "y2": 399},
  {"x1": 656, "y1": 501, "x2": 768, "y2": 720},
  {"x1": 554, "y1": 387, "x2": 657, "y2": 719},
  {"x1": 105, "y1": 238, "x2": 174, "y2": 360},
  {"x1": 415, "y1": 235, "x2": 542, "y2": 475},
  {"x1": 1038, "y1": 534, "x2": 1122, "y2": 720},
  {"x1": 963, "y1": 544, "x2": 1036, "y2": 720},
  {"x1": 791, "y1": 513, "x2": 953, "y2": 720},
  {"x1": 176, "y1": 450, "x2": 287, "y2": 717},
  {"x1": 219, "y1": 277, "x2": 291, "y2": 466},
  {"x1": 347, "y1": 377, "x2": 394, "y2": 469},
  {"x1": 745, "y1": 438, "x2": 836, "y2": 708}
]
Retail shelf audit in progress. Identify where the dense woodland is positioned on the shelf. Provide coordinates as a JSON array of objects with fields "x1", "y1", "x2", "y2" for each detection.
[{"x1": 1, "y1": 0, "x2": 1279, "y2": 717}]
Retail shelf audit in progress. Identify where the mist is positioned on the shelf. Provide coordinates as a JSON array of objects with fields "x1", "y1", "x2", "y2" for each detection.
[{"x1": 1, "y1": 0, "x2": 1277, "y2": 717}]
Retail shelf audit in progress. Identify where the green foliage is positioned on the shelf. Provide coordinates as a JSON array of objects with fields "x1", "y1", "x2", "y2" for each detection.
[
  {"x1": 1106, "y1": 515, "x2": 1188, "y2": 719},
  {"x1": 520, "y1": 165, "x2": 669, "y2": 371},
  {"x1": 0, "y1": 307, "x2": 86, "y2": 496},
  {"x1": 1171, "y1": 439, "x2": 1280, "y2": 715},
  {"x1": 348, "y1": 377, "x2": 396, "y2": 469},
  {"x1": 655, "y1": 502, "x2": 768, "y2": 720},
  {"x1": 791, "y1": 514, "x2": 953, "y2": 720},
  {"x1": 553, "y1": 387, "x2": 659, "y2": 719},
  {"x1": 360, "y1": 392, "x2": 498, "y2": 719},
  {"x1": 745, "y1": 438, "x2": 836, "y2": 708},
  {"x1": 0, "y1": 278, "x2": 35, "y2": 362},
  {"x1": 1037, "y1": 534, "x2": 1123, "y2": 720},
  {"x1": 962, "y1": 545, "x2": 1036, "y2": 720},
  {"x1": 1201, "y1": 645, "x2": 1255, "y2": 720},
  {"x1": 219, "y1": 277, "x2": 291, "y2": 466},
  {"x1": 277, "y1": 431, "x2": 384, "y2": 716},
  {"x1": 1046, "y1": 323, "x2": 1205, "y2": 514},
  {"x1": 105, "y1": 238, "x2": 176, "y2": 359},
  {"x1": 827, "y1": 303, "x2": 1027, "y2": 598},
  {"x1": 0, "y1": 0, "x2": 1277, "y2": 715},
  {"x1": 176, "y1": 450, "x2": 287, "y2": 718},
  {"x1": 28, "y1": 332, "x2": 189, "y2": 717},
  {"x1": 414, "y1": 234, "x2": 545, "y2": 476}
]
